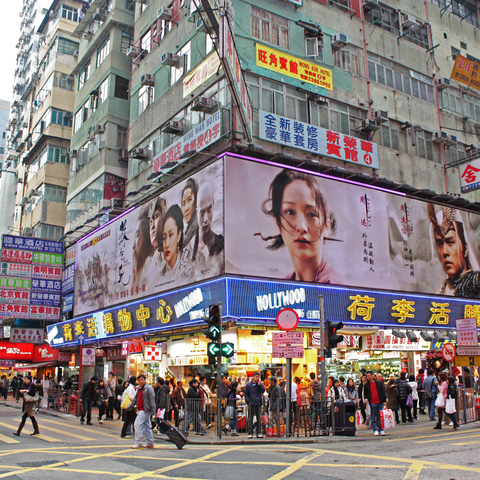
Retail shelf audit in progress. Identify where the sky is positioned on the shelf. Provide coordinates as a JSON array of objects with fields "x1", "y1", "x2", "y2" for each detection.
[{"x1": 0, "y1": 1, "x2": 23, "y2": 103}]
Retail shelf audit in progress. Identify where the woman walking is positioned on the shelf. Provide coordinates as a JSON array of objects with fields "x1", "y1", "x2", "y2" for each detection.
[
  {"x1": 13, "y1": 376, "x2": 39, "y2": 436},
  {"x1": 224, "y1": 381, "x2": 239, "y2": 436},
  {"x1": 95, "y1": 379, "x2": 108, "y2": 424},
  {"x1": 386, "y1": 379, "x2": 400, "y2": 425},
  {"x1": 445, "y1": 376, "x2": 459, "y2": 431},
  {"x1": 408, "y1": 375, "x2": 419, "y2": 420},
  {"x1": 121, "y1": 376, "x2": 137, "y2": 438},
  {"x1": 433, "y1": 372, "x2": 448, "y2": 429}
]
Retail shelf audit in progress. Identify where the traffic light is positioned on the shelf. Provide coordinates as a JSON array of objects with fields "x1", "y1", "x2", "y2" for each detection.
[
  {"x1": 205, "y1": 304, "x2": 221, "y2": 340},
  {"x1": 208, "y1": 342, "x2": 234, "y2": 358},
  {"x1": 326, "y1": 320, "x2": 344, "y2": 348}
]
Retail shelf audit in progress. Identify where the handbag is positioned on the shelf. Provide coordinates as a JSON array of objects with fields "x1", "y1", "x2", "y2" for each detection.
[
  {"x1": 435, "y1": 393, "x2": 445, "y2": 408},
  {"x1": 445, "y1": 396, "x2": 456, "y2": 414},
  {"x1": 24, "y1": 391, "x2": 40, "y2": 403},
  {"x1": 156, "y1": 408, "x2": 165, "y2": 419},
  {"x1": 225, "y1": 405, "x2": 234, "y2": 418},
  {"x1": 406, "y1": 394, "x2": 413, "y2": 408}
]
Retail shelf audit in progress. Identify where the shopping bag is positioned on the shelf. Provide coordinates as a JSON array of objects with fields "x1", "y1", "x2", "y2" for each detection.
[
  {"x1": 380, "y1": 409, "x2": 395, "y2": 429},
  {"x1": 225, "y1": 405, "x2": 234, "y2": 418},
  {"x1": 406, "y1": 395, "x2": 413, "y2": 408},
  {"x1": 435, "y1": 394, "x2": 445, "y2": 408},
  {"x1": 157, "y1": 408, "x2": 165, "y2": 419},
  {"x1": 121, "y1": 394, "x2": 131, "y2": 410},
  {"x1": 475, "y1": 395, "x2": 480, "y2": 409},
  {"x1": 365, "y1": 403, "x2": 371, "y2": 426},
  {"x1": 266, "y1": 425, "x2": 285, "y2": 437},
  {"x1": 356, "y1": 410, "x2": 362, "y2": 426},
  {"x1": 261, "y1": 413, "x2": 269, "y2": 425},
  {"x1": 445, "y1": 396, "x2": 456, "y2": 414}
]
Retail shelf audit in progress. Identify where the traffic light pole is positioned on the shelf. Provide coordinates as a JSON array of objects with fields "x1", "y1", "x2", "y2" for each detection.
[
  {"x1": 217, "y1": 302, "x2": 222, "y2": 439},
  {"x1": 318, "y1": 295, "x2": 328, "y2": 436}
]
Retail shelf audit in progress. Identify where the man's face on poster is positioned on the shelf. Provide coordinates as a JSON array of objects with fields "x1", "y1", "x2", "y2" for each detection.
[
  {"x1": 198, "y1": 187, "x2": 214, "y2": 235},
  {"x1": 150, "y1": 208, "x2": 162, "y2": 249},
  {"x1": 435, "y1": 225, "x2": 468, "y2": 280}
]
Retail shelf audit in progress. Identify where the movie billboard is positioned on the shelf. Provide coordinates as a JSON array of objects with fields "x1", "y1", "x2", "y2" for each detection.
[
  {"x1": 74, "y1": 162, "x2": 224, "y2": 316},
  {"x1": 224, "y1": 156, "x2": 480, "y2": 300}
]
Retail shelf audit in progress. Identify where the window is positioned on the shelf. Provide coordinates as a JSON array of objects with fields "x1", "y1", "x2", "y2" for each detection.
[
  {"x1": 305, "y1": 37, "x2": 324, "y2": 63},
  {"x1": 117, "y1": 127, "x2": 127, "y2": 149},
  {"x1": 445, "y1": 142, "x2": 466, "y2": 165},
  {"x1": 97, "y1": 38, "x2": 111, "y2": 67},
  {"x1": 141, "y1": 30, "x2": 152, "y2": 54},
  {"x1": 377, "y1": 121, "x2": 406, "y2": 152},
  {"x1": 35, "y1": 224, "x2": 64, "y2": 241},
  {"x1": 44, "y1": 146, "x2": 68, "y2": 166},
  {"x1": 428, "y1": 0, "x2": 478, "y2": 27},
  {"x1": 251, "y1": 6, "x2": 289, "y2": 50},
  {"x1": 334, "y1": 45, "x2": 359, "y2": 75},
  {"x1": 59, "y1": 73, "x2": 74, "y2": 90},
  {"x1": 38, "y1": 37, "x2": 58, "y2": 73},
  {"x1": 403, "y1": 23, "x2": 429, "y2": 49},
  {"x1": 57, "y1": 37, "x2": 79, "y2": 55},
  {"x1": 74, "y1": 109, "x2": 82, "y2": 133},
  {"x1": 44, "y1": 184, "x2": 67, "y2": 203},
  {"x1": 329, "y1": 0, "x2": 351, "y2": 14},
  {"x1": 99, "y1": 77, "x2": 109, "y2": 105},
  {"x1": 79, "y1": 62, "x2": 90, "y2": 89},
  {"x1": 460, "y1": 41, "x2": 467, "y2": 50},
  {"x1": 126, "y1": 0, "x2": 135, "y2": 12},
  {"x1": 451, "y1": 47, "x2": 460, "y2": 61},
  {"x1": 121, "y1": 31, "x2": 133, "y2": 54},
  {"x1": 414, "y1": 129, "x2": 435, "y2": 161},
  {"x1": 463, "y1": 93, "x2": 480, "y2": 121},
  {"x1": 51, "y1": 109, "x2": 72, "y2": 127},
  {"x1": 61, "y1": 4, "x2": 79, "y2": 21},
  {"x1": 138, "y1": 85, "x2": 154, "y2": 114},
  {"x1": 115, "y1": 76, "x2": 129, "y2": 100},
  {"x1": 365, "y1": 3, "x2": 400, "y2": 34},
  {"x1": 170, "y1": 42, "x2": 191, "y2": 85},
  {"x1": 439, "y1": 88, "x2": 464, "y2": 115},
  {"x1": 206, "y1": 33, "x2": 214, "y2": 55},
  {"x1": 34, "y1": 73, "x2": 54, "y2": 107},
  {"x1": 368, "y1": 53, "x2": 435, "y2": 103}
]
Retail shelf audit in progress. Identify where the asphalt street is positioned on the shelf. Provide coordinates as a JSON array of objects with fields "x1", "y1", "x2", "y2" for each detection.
[{"x1": 0, "y1": 402, "x2": 479, "y2": 480}]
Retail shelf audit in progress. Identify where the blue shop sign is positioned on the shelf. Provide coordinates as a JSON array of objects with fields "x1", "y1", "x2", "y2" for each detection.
[
  {"x1": 61, "y1": 265, "x2": 75, "y2": 295},
  {"x1": 31, "y1": 292, "x2": 61, "y2": 307},
  {"x1": 63, "y1": 293, "x2": 74, "y2": 313},
  {"x1": 31, "y1": 279, "x2": 61, "y2": 294},
  {"x1": 1, "y1": 235, "x2": 64, "y2": 254}
]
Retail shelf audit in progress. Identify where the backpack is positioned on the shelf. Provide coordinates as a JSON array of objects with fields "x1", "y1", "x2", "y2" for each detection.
[{"x1": 416, "y1": 374, "x2": 424, "y2": 391}]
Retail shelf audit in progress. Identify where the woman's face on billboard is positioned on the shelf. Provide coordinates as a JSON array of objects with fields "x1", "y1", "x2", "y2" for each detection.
[
  {"x1": 276, "y1": 180, "x2": 325, "y2": 263},
  {"x1": 163, "y1": 217, "x2": 181, "y2": 268},
  {"x1": 182, "y1": 187, "x2": 195, "y2": 224}
]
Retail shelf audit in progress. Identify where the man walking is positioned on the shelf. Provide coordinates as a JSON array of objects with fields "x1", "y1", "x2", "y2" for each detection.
[
  {"x1": 363, "y1": 371, "x2": 387, "y2": 436},
  {"x1": 268, "y1": 376, "x2": 283, "y2": 430},
  {"x1": 423, "y1": 369, "x2": 438, "y2": 421},
  {"x1": 80, "y1": 376, "x2": 97, "y2": 425},
  {"x1": 106, "y1": 372, "x2": 116, "y2": 420},
  {"x1": 132, "y1": 374, "x2": 156, "y2": 449},
  {"x1": 244, "y1": 371, "x2": 265, "y2": 439},
  {"x1": 416, "y1": 369, "x2": 426, "y2": 415}
]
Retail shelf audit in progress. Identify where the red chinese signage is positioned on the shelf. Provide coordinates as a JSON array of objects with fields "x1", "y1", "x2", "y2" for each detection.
[{"x1": 0, "y1": 341, "x2": 34, "y2": 361}]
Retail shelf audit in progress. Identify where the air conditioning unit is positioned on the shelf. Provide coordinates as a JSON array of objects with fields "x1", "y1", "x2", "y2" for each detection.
[
  {"x1": 28, "y1": 189, "x2": 40, "y2": 197},
  {"x1": 21, "y1": 196, "x2": 29, "y2": 205},
  {"x1": 432, "y1": 131, "x2": 448, "y2": 143},
  {"x1": 331, "y1": 33, "x2": 349, "y2": 49},
  {"x1": 118, "y1": 149, "x2": 128, "y2": 161},
  {"x1": 363, "y1": 0, "x2": 378, "y2": 10},
  {"x1": 130, "y1": 148, "x2": 148, "y2": 160},
  {"x1": 161, "y1": 52, "x2": 180, "y2": 66},
  {"x1": 445, "y1": 134, "x2": 457, "y2": 146},
  {"x1": 141, "y1": 73, "x2": 155, "y2": 86},
  {"x1": 69, "y1": 149, "x2": 78, "y2": 158},
  {"x1": 22, "y1": 228, "x2": 33, "y2": 236},
  {"x1": 73, "y1": 50, "x2": 79, "y2": 57},
  {"x1": 191, "y1": 96, "x2": 216, "y2": 113},
  {"x1": 162, "y1": 120, "x2": 184, "y2": 135},
  {"x1": 93, "y1": 8, "x2": 107, "y2": 22},
  {"x1": 436, "y1": 77, "x2": 450, "y2": 90},
  {"x1": 126, "y1": 45, "x2": 140, "y2": 58},
  {"x1": 401, "y1": 13, "x2": 416, "y2": 28},
  {"x1": 361, "y1": 119, "x2": 380, "y2": 132},
  {"x1": 93, "y1": 125, "x2": 105, "y2": 135},
  {"x1": 158, "y1": 7, "x2": 172, "y2": 21},
  {"x1": 374, "y1": 110, "x2": 389, "y2": 123},
  {"x1": 466, "y1": 144, "x2": 478, "y2": 155}
]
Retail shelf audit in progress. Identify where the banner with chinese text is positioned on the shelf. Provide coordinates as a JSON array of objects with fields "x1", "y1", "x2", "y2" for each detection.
[
  {"x1": 459, "y1": 158, "x2": 480, "y2": 193},
  {"x1": 259, "y1": 111, "x2": 378, "y2": 168},
  {"x1": 256, "y1": 44, "x2": 333, "y2": 90},
  {"x1": 183, "y1": 52, "x2": 221, "y2": 97},
  {"x1": 451, "y1": 54, "x2": 480, "y2": 91}
]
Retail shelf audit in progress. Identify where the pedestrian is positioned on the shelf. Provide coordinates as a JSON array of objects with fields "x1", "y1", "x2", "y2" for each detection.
[
  {"x1": 95, "y1": 379, "x2": 108, "y2": 424},
  {"x1": 416, "y1": 369, "x2": 426, "y2": 415},
  {"x1": 132, "y1": 374, "x2": 155, "y2": 449},
  {"x1": 13, "y1": 376, "x2": 40, "y2": 436},
  {"x1": 386, "y1": 379, "x2": 400, "y2": 425},
  {"x1": 396, "y1": 372, "x2": 413, "y2": 424},
  {"x1": 199, "y1": 376, "x2": 212, "y2": 428},
  {"x1": 433, "y1": 372, "x2": 448, "y2": 430},
  {"x1": 185, "y1": 379, "x2": 206, "y2": 435},
  {"x1": 115, "y1": 378, "x2": 124, "y2": 419},
  {"x1": 155, "y1": 377, "x2": 171, "y2": 429},
  {"x1": 445, "y1": 375, "x2": 459, "y2": 431},
  {"x1": 423, "y1": 369, "x2": 438, "y2": 421},
  {"x1": 80, "y1": 376, "x2": 97, "y2": 425},
  {"x1": 11, "y1": 375, "x2": 18, "y2": 401},
  {"x1": 171, "y1": 380, "x2": 186, "y2": 427},
  {"x1": 34, "y1": 380, "x2": 43, "y2": 414},
  {"x1": 363, "y1": 371, "x2": 387, "y2": 436},
  {"x1": 15, "y1": 374, "x2": 23, "y2": 402},
  {"x1": 2, "y1": 375, "x2": 9, "y2": 400},
  {"x1": 338, "y1": 376, "x2": 347, "y2": 393},
  {"x1": 121, "y1": 377, "x2": 137, "y2": 438},
  {"x1": 308, "y1": 374, "x2": 322, "y2": 433},
  {"x1": 224, "y1": 381, "x2": 239, "y2": 436},
  {"x1": 328, "y1": 379, "x2": 346, "y2": 405},
  {"x1": 268, "y1": 376, "x2": 283, "y2": 430},
  {"x1": 106, "y1": 372, "x2": 116, "y2": 420},
  {"x1": 244, "y1": 371, "x2": 265, "y2": 439},
  {"x1": 408, "y1": 375, "x2": 419, "y2": 420},
  {"x1": 345, "y1": 378, "x2": 358, "y2": 406},
  {"x1": 358, "y1": 375, "x2": 368, "y2": 424}
]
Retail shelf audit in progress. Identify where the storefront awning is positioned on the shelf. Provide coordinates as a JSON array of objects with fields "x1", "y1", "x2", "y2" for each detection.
[{"x1": 14, "y1": 361, "x2": 58, "y2": 372}]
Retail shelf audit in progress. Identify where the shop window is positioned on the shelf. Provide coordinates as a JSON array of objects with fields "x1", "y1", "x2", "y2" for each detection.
[{"x1": 251, "y1": 6, "x2": 289, "y2": 50}]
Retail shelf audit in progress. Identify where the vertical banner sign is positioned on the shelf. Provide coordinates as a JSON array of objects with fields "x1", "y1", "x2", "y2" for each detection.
[{"x1": 219, "y1": 15, "x2": 253, "y2": 143}]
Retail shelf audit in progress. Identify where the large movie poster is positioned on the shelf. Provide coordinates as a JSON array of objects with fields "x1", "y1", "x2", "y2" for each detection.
[
  {"x1": 74, "y1": 162, "x2": 224, "y2": 316},
  {"x1": 224, "y1": 157, "x2": 480, "y2": 299}
]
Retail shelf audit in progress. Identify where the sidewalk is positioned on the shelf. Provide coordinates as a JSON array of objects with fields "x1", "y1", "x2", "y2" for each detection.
[{"x1": 2, "y1": 396, "x2": 478, "y2": 445}]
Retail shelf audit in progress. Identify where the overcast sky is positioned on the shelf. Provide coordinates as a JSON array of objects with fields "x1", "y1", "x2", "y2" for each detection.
[{"x1": 0, "y1": 2, "x2": 22, "y2": 103}]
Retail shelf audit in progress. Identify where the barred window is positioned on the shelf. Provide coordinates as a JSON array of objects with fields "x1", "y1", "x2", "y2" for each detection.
[{"x1": 58, "y1": 37, "x2": 79, "y2": 55}]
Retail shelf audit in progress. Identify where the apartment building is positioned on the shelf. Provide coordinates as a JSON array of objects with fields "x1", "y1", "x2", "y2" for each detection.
[{"x1": 64, "y1": 0, "x2": 134, "y2": 236}]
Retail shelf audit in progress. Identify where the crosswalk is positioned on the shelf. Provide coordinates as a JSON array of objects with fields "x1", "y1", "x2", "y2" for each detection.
[{"x1": 0, "y1": 414, "x2": 131, "y2": 445}]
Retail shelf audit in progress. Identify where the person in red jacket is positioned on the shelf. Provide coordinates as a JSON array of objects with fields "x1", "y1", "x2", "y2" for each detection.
[{"x1": 362, "y1": 371, "x2": 387, "y2": 436}]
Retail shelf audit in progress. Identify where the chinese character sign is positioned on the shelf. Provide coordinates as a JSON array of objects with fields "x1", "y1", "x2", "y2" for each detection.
[
  {"x1": 451, "y1": 54, "x2": 480, "y2": 91},
  {"x1": 259, "y1": 111, "x2": 378, "y2": 169},
  {"x1": 460, "y1": 158, "x2": 480, "y2": 193},
  {"x1": 256, "y1": 44, "x2": 333, "y2": 90}
]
